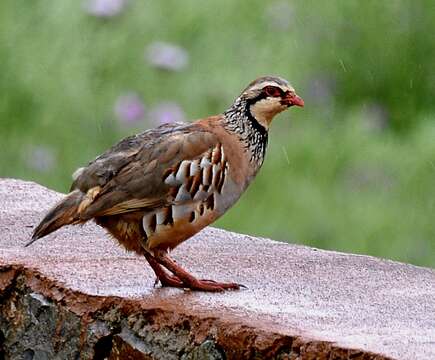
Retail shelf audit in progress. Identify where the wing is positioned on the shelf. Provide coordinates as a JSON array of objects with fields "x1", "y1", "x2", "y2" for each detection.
[
  {"x1": 71, "y1": 122, "x2": 188, "y2": 192},
  {"x1": 72, "y1": 121, "x2": 222, "y2": 220}
]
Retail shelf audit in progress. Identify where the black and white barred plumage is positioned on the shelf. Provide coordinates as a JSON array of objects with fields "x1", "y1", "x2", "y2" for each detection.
[{"x1": 223, "y1": 97, "x2": 268, "y2": 167}]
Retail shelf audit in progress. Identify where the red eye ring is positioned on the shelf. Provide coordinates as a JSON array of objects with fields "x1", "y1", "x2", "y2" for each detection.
[{"x1": 264, "y1": 86, "x2": 281, "y2": 97}]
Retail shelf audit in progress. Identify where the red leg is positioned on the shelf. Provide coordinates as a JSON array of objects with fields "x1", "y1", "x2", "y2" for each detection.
[
  {"x1": 153, "y1": 250, "x2": 243, "y2": 292},
  {"x1": 144, "y1": 252, "x2": 184, "y2": 288}
]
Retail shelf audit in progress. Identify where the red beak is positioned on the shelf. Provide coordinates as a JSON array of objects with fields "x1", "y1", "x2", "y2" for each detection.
[{"x1": 285, "y1": 92, "x2": 304, "y2": 107}]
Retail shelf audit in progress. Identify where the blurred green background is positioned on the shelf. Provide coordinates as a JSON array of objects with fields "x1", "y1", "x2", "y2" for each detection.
[{"x1": 1, "y1": 1, "x2": 434, "y2": 267}]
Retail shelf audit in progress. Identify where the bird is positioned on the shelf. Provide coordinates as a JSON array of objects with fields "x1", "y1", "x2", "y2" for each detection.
[{"x1": 27, "y1": 76, "x2": 304, "y2": 292}]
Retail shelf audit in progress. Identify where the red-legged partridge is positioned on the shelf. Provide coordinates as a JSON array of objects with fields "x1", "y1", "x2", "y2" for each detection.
[{"x1": 28, "y1": 76, "x2": 304, "y2": 291}]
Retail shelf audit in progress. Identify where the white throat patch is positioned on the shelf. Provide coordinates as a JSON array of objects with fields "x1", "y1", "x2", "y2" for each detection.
[{"x1": 250, "y1": 97, "x2": 287, "y2": 128}]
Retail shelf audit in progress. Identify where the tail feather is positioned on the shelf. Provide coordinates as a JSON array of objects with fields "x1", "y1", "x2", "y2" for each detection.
[{"x1": 26, "y1": 190, "x2": 85, "y2": 247}]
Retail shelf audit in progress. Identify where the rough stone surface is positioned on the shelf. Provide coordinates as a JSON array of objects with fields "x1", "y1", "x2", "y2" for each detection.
[{"x1": 0, "y1": 178, "x2": 434, "y2": 359}]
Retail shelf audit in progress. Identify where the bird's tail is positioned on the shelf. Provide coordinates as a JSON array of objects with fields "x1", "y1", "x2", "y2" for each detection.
[{"x1": 26, "y1": 190, "x2": 85, "y2": 247}]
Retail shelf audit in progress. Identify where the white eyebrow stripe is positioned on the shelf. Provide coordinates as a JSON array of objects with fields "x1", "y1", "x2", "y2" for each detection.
[{"x1": 250, "y1": 80, "x2": 294, "y2": 93}]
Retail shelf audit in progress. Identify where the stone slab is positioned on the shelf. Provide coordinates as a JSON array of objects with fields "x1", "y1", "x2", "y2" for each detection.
[{"x1": 0, "y1": 179, "x2": 434, "y2": 359}]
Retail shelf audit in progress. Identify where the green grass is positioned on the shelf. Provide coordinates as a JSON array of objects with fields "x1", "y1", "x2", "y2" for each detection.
[{"x1": 1, "y1": 1, "x2": 434, "y2": 267}]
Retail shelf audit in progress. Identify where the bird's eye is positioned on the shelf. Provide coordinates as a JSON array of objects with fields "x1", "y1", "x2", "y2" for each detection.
[{"x1": 264, "y1": 86, "x2": 282, "y2": 97}]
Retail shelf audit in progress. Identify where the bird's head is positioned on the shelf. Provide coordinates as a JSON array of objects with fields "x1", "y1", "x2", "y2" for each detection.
[{"x1": 238, "y1": 76, "x2": 304, "y2": 130}]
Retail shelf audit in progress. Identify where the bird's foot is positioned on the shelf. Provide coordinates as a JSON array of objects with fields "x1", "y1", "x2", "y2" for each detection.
[
  {"x1": 155, "y1": 274, "x2": 184, "y2": 288},
  {"x1": 153, "y1": 274, "x2": 241, "y2": 291},
  {"x1": 200, "y1": 279, "x2": 247, "y2": 289},
  {"x1": 185, "y1": 278, "x2": 242, "y2": 292},
  {"x1": 152, "y1": 250, "x2": 244, "y2": 292},
  {"x1": 155, "y1": 274, "x2": 242, "y2": 291},
  {"x1": 145, "y1": 252, "x2": 184, "y2": 288}
]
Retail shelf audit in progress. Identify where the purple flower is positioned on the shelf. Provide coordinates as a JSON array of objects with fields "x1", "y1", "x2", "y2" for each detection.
[
  {"x1": 114, "y1": 92, "x2": 145, "y2": 125},
  {"x1": 145, "y1": 42, "x2": 189, "y2": 71},
  {"x1": 83, "y1": 0, "x2": 127, "y2": 18},
  {"x1": 307, "y1": 75, "x2": 336, "y2": 106},
  {"x1": 24, "y1": 145, "x2": 57, "y2": 173},
  {"x1": 266, "y1": 1, "x2": 294, "y2": 31},
  {"x1": 149, "y1": 102, "x2": 186, "y2": 126},
  {"x1": 360, "y1": 102, "x2": 389, "y2": 132},
  {"x1": 342, "y1": 164, "x2": 394, "y2": 192}
]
